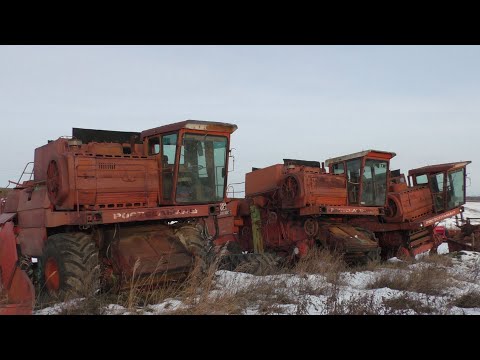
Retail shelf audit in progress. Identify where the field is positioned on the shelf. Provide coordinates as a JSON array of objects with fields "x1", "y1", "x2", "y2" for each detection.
[{"x1": 33, "y1": 202, "x2": 480, "y2": 315}]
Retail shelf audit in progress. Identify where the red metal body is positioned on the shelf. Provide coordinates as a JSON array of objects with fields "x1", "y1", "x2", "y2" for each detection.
[
  {"x1": 371, "y1": 161, "x2": 471, "y2": 258},
  {"x1": 1, "y1": 120, "x2": 238, "y2": 311},
  {"x1": 227, "y1": 152, "x2": 397, "y2": 262},
  {"x1": 0, "y1": 222, "x2": 35, "y2": 314}
]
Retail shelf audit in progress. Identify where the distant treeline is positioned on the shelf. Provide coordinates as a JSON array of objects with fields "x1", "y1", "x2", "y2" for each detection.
[{"x1": 466, "y1": 196, "x2": 480, "y2": 202}]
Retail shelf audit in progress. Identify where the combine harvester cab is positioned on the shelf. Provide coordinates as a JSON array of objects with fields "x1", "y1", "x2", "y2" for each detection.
[
  {"x1": 227, "y1": 150, "x2": 397, "y2": 265},
  {"x1": 369, "y1": 161, "x2": 471, "y2": 258},
  {"x1": 1, "y1": 120, "x2": 238, "y2": 313}
]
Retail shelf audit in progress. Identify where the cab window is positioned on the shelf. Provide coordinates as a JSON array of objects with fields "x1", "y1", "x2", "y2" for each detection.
[{"x1": 148, "y1": 136, "x2": 160, "y2": 155}]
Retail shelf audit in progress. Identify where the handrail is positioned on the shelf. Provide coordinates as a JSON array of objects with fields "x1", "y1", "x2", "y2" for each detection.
[
  {"x1": 226, "y1": 181, "x2": 245, "y2": 198},
  {"x1": 15, "y1": 162, "x2": 35, "y2": 186}
]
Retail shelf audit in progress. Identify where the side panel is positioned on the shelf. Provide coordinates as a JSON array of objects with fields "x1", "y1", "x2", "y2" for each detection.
[
  {"x1": 33, "y1": 138, "x2": 68, "y2": 181},
  {"x1": 385, "y1": 186, "x2": 432, "y2": 223},
  {"x1": 4, "y1": 190, "x2": 21, "y2": 213},
  {"x1": 18, "y1": 227, "x2": 47, "y2": 256},
  {"x1": 71, "y1": 155, "x2": 159, "y2": 209},
  {"x1": 16, "y1": 187, "x2": 50, "y2": 228},
  {"x1": 14, "y1": 188, "x2": 50, "y2": 256},
  {"x1": 245, "y1": 164, "x2": 284, "y2": 196},
  {"x1": 17, "y1": 209, "x2": 46, "y2": 228},
  {"x1": 304, "y1": 174, "x2": 347, "y2": 206}
]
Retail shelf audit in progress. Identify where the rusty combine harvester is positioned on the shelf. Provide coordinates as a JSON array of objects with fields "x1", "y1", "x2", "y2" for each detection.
[
  {"x1": 224, "y1": 150, "x2": 397, "y2": 264},
  {"x1": 224, "y1": 151, "x2": 472, "y2": 264},
  {"x1": 367, "y1": 161, "x2": 472, "y2": 258},
  {"x1": 0, "y1": 120, "x2": 237, "y2": 314}
]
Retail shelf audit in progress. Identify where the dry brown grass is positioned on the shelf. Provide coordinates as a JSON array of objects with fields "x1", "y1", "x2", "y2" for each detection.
[
  {"x1": 292, "y1": 248, "x2": 346, "y2": 284},
  {"x1": 58, "y1": 296, "x2": 110, "y2": 315},
  {"x1": 350, "y1": 258, "x2": 383, "y2": 272},
  {"x1": 367, "y1": 265, "x2": 451, "y2": 296},
  {"x1": 366, "y1": 252, "x2": 456, "y2": 296},
  {"x1": 162, "y1": 247, "x2": 348, "y2": 315},
  {"x1": 382, "y1": 294, "x2": 436, "y2": 314},
  {"x1": 451, "y1": 290, "x2": 480, "y2": 308},
  {"x1": 358, "y1": 251, "x2": 453, "y2": 273},
  {"x1": 168, "y1": 274, "x2": 296, "y2": 315},
  {"x1": 297, "y1": 278, "x2": 329, "y2": 297},
  {"x1": 324, "y1": 292, "x2": 383, "y2": 315},
  {"x1": 420, "y1": 253, "x2": 454, "y2": 267}
]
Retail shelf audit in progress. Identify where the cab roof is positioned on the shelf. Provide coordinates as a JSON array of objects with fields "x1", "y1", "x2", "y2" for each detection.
[
  {"x1": 325, "y1": 149, "x2": 396, "y2": 166},
  {"x1": 141, "y1": 120, "x2": 238, "y2": 139},
  {"x1": 408, "y1": 161, "x2": 471, "y2": 176}
]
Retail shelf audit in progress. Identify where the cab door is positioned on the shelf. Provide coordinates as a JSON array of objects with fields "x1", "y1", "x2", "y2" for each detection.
[
  {"x1": 147, "y1": 133, "x2": 178, "y2": 205},
  {"x1": 429, "y1": 172, "x2": 446, "y2": 213},
  {"x1": 160, "y1": 133, "x2": 178, "y2": 203}
]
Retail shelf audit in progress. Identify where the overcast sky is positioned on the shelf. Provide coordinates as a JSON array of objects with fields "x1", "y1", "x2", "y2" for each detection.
[{"x1": 1, "y1": 45, "x2": 479, "y2": 195}]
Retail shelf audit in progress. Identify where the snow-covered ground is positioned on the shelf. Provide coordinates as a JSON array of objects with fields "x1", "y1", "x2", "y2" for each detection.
[
  {"x1": 35, "y1": 248, "x2": 480, "y2": 315},
  {"x1": 34, "y1": 203, "x2": 480, "y2": 315}
]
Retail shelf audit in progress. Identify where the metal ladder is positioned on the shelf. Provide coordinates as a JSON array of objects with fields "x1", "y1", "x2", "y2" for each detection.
[{"x1": 11, "y1": 162, "x2": 35, "y2": 187}]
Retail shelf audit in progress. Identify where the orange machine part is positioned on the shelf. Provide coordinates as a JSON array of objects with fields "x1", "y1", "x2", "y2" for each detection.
[
  {"x1": 384, "y1": 186, "x2": 433, "y2": 223},
  {"x1": 0, "y1": 222, "x2": 35, "y2": 315}
]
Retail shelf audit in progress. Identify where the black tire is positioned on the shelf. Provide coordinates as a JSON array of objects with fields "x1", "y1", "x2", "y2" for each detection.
[
  {"x1": 40, "y1": 232, "x2": 99, "y2": 300},
  {"x1": 174, "y1": 225, "x2": 211, "y2": 272},
  {"x1": 218, "y1": 253, "x2": 281, "y2": 275}
]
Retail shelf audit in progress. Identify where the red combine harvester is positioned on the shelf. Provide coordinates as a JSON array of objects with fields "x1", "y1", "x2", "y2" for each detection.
[
  {"x1": 226, "y1": 150, "x2": 397, "y2": 264},
  {"x1": 224, "y1": 152, "x2": 471, "y2": 264},
  {"x1": 0, "y1": 120, "x2": 237, "y2": 314},
  {"x1": 370, "y1": 161, "x2": 471, "y2": 258}
]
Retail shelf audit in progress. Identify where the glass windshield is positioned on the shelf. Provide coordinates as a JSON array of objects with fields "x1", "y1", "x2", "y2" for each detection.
[
  {"x1": 361, "y1": 159, "x2": 388, "y2": 206},
  {"x1": 176, "y1": 133, "x2": 228, "y2": 203},
  {"x1": 446, "y1": 168, "x2": 465, "y2": 210}
]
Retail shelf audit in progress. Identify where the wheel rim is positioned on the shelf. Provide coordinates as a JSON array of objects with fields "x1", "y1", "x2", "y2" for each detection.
[{"x1": 45, "y1": 257, "x2": 60, "y2": 291}]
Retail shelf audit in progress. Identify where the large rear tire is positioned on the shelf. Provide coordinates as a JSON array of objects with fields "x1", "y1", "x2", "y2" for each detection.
[
  {"x1": 174, "y1": 225, "x2": 211, "y2": 272},
  {"x1": 40, "y1": 232, "x2": 99, "y2": 300}
]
